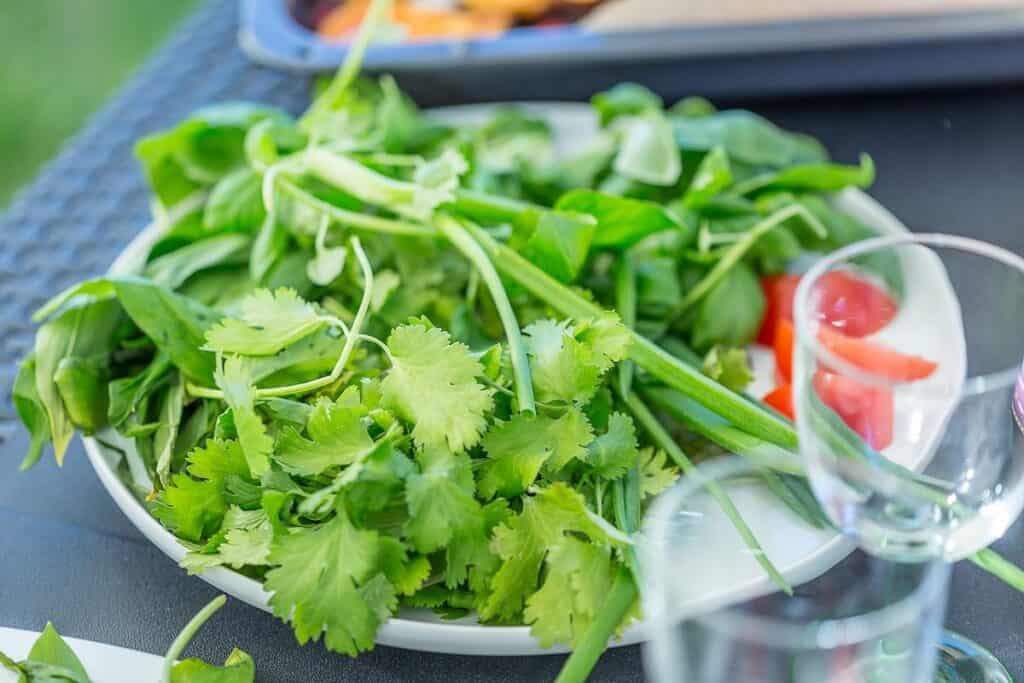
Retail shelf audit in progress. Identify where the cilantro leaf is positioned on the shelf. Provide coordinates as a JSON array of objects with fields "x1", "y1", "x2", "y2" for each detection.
[
  {"x1": 181, "y1": 507, "x2": 272, "y2": 575},
  {"x1": 478, "y1": 409, "x2": 593, "y2": 499},
  {"x1": 701, "y1": 345, "x2": 754, "y2": 392},
  {"x1": 481, "y1": 482, "x2": 621, "y2": 622},
  {"x1": 523, "y1": 317, "x2": 629, "y2": 404},
  {"x1": 404, "y1": 447, "x2": 480, "y2": 553},
  {"x1": 524, "y1": 537, "x2": 616, "y2": 647},
  {"x1": 215, "y1": 357, "x2": 272, "y2": 476},
  {"x1": 274, "y1": 397, "x2": 374, "y2": 476},
  {"x1": 638, "y1": 447, "x2": 679, "y2": 499},
  {"x1": 171, "y1": 648, "x2": 255, "y2": 683},
  {"x1": 444, "y1": 499, "x2": 510, "y2": 593},
  {"x1": 584, "y1": 412, "x2": 639, "y2": 480},
  {"x1": 265, "y1": 511, "x2": 404, "y2": 656},
  {"x1": 381, "y1": 324, "x2": 493, "y2": 453},
  {"x1": 153, "y1": 439, "x2": 251, "y2": 543},
  {"x1": 205, "y1": 288, "x2": 324, "y2": 356}
]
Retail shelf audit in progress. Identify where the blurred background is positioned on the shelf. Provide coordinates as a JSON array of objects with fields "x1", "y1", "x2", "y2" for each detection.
[{"x1": 0, "y1": 0, "x2": 198, "y2": 206}]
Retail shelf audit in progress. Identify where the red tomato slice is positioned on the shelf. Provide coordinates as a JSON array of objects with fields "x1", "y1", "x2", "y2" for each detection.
[
  {"x1": 773, "y1": 319, "x2": 795, "y2": 382},
  {"x1": 817, "y1": 327, "x2": 938, "y2": 382},
  {"x1": 813, "y1": 371, "x2": 893, "y2": 450},
  {"x1": 756, "y1": 274, "x2": 801, "y2": 346},
  {"x1": 813, "y1": 271, "x2": 898, "y2": 338},
  {"x1": 763, "y1": 384, "x2": 794, "y2": 420}
]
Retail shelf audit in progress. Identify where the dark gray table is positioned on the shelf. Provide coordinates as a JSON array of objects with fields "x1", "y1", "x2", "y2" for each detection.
[{"x1": 1, "y1": 1, "x2": 1022, "y2": 680}]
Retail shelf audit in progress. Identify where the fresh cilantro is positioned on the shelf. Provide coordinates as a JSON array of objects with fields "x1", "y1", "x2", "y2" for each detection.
[
  {"x1": 274, "y1": 397, "x2": 374, "y2": 476},
  {"x1": 205, "y1": 288, "x2": 324, "y2": 356},
  {"x1": 215, "y1": 357, "x2": 272, "y2": 477},
  {"x1": 381, "y1": 324, "x2": 493, "y2": 453},
  {"x1": 701, "y1": 345, "x2": 755, "y2": 392}
]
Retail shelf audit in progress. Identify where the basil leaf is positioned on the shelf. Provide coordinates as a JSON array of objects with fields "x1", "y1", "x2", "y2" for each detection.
[
  {"x1": 690, "y1": 261, "x2": 765, "y2": 351},
  {"x1": 520, "y1": 211, "x2": 597, "y2": 283},
  {"x1": 113, "y1": 277, "x2": 221, "y2": 384},
  {"x1": 556, "y1": 190, "x2": 688, "y2": 250},
  {"x1": 671, "y1": 110, "x2": 828, "y2": 168},
  {"x1": 591, "y1": 82, "x2": 663, "y2": 126},
  {"x1": 12, "y1": 354, "x2": 51, "y2": 471},
  {"x1": 204, "y1": 168, "x2": 266, "y2": 232},
  {"x1": 145, "y1": 234, "x2": 251, "y2": 290}
]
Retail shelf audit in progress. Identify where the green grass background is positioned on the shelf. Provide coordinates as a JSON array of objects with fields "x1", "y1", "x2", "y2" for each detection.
[{"x1": 0, "y1": 0, "x2": 200, "y2": 206}]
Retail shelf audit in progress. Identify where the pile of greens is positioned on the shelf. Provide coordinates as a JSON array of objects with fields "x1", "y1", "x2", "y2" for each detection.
[
  {"x1": 13, "y1": 3, "x2": 1024, "y2": 679},
  {"x1": 1, "y1": 596, "x2": 254, "y2": 682}
]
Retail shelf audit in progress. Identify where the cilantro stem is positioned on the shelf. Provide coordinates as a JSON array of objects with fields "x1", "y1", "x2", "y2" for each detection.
[
  {"x1": 451, "y1": 188, "x2": 539, "y2": 226},
  {"x1": 614, "y1": 254, "x2": 637, "y2": 395},
  {"x1": 554, "y1": 566, "x2": 637, "y2": 683},
  {"x1": 623, "y1": 390, "x2": 792, "y2": 594},
  {"x1": 462, "y1": 223, "x2": 797, "y2": 448},
  {"x1": 970, "y1": 549, "x2": 1024, "y2": 593},
  {"x1": 436, "y1": 214, "x2": 536, "y2": 414},
  {"x1": 671, "y1": 204, "x2": 805, "y2": 318},
  {"x1": 161, "y1": 594, "x2": 226, "y2": 683},
  {"x1": 186, "y1": 236, "x2": 376, "y2": 400}
]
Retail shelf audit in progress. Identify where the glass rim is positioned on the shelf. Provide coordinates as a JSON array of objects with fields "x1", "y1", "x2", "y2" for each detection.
[
  {"x1": 793, "y1": 232, "x2": 1024, "y2": 395},
  {"x1": 642, "y1": 456, "x2": 950, "y2": 649}
]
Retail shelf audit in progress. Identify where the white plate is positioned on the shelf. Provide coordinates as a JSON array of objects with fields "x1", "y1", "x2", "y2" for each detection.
[
  {"x1": 0, "y1": 627, "x2": 163, "y2": 683},
  {"x1": 82, "y1": 103, "x2": 963, "y2": 656}
]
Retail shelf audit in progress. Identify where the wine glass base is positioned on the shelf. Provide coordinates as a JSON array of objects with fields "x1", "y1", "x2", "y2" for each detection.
[{"x1": 935, "y1": 631, "x2": 1013, "y2": 683}]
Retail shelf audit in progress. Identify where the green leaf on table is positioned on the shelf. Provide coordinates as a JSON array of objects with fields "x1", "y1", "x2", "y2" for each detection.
[
  {"x1": 701, "y1": 345, "x2": 754, "y2": 392},
  {"x1": 274, "y1": 397, "x2": 374, "y2": 476},
  {"x1": 264, "y1": 510, "x2": 405, "y2": 656},
  {"x1": 204, "y1": 288, "x2": 324, "y2": 356},
  {"x1": 13, "y1": 354, "x2": 52, "y2": 471},
  {"x1": 612, "y1": 112, "x2": 681, "y2": 187},
  {"x1": 583, "y1": 412, "x2": 639, "y2": 480},
  {"x1": 170, "y1": 648, "x2": 255, "y2": 683},
  {"x1": 555, "y1": 190, "x2": 686, "y2": 249},
  {"x1": 25, "y1": 623, "x2": 90, "y2": 681},
  {"x1": 591, "y1": 83, "x2": 663, "y2": 126},
  {"x1": 689, "y1": 261, "x2": 765, "y2": 351},
  {"x1": 113, "y1": 277, "x2": 221, "y2": 384},
  {"x1": 683, "y1": 146, "x2": 732, "y2": 208},
  {"x1": 215, "y1": 356, "x2": 272, "y2": 477},
  {"x1": 203, "y1": 167, "x2": 266, "y2": 231},
  {"x1": 145, "y1": 234, "x2": 251, "y2": 290},
  {"x1": 478, "y1": 408, "x2": 594, "y2": 499},
  {"x1": 480, "y1": 482, "x2": 622, "y2": 622},
  {"x1": 520, "y1": 210, "x2": 597, "y2": 283},
  {"x1": 381, "y1": 324, "x2": 493, "y2": 453}
]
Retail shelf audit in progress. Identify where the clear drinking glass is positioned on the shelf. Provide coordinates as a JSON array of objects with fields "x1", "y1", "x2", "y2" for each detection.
[
  {"x1": 642, "y1": 456, "x2": 951, "y2": 683},
  {"x1": 793, "y1": 233, "x2": 1024, "y2": 680}
]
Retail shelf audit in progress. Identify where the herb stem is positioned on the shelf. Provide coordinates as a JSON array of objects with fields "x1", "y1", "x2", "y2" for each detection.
[
  {"x1": 451, "y1": 188, "x2": 539, "y2": 226},
  {"x1": 554, "y1": 566, "x2": 637, "y2": 683},
  {"x1": 161, "y1": 594, "x2": 226, "y2": 683},
  {"x1": 673, "y1": 205, "x2": 801, "y2": 317},
  {"x1": 463, "y1": 223, "x2": 797, "y2": 448},
  {"x1": 436, "y1": 214, "x2": 536, "y2": 414},
  {"x1": 624, "y1": 389, "x2": 792, "y2": 594}
]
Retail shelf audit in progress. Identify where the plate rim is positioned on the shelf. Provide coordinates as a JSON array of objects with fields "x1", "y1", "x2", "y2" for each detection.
[{"x1": 83, "y1": 101, "x2": 918, "y2": 656}]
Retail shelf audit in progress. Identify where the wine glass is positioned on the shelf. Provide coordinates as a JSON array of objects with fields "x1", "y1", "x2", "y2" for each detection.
[
  {"x1": 642, "y1": 456, "x2": 951, "y2": 683},
  {"x1": 793, "y1": 233, "x2": 1024, "y2": 681}
]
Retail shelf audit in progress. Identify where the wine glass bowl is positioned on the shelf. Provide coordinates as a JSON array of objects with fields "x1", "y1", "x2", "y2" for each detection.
[
  {"x1": 793, "y1": 234, "x2": 1024, "y2": 563},
  {"x1": 642, "y1": 457, "x2": 951, "y2": 683}
]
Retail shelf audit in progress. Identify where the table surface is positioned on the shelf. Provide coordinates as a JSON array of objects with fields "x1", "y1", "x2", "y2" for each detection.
[{"x1": 1, "y1": 1, "x2": 1023, "y2": 681}]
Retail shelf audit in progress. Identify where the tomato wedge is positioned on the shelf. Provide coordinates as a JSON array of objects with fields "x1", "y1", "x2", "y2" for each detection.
[
  {"x1": 813, "y1": 271, "x2": 898, "y2": 338},
  {"x1": 817, "y1": 326, "x2": 938, "y2": 382},
  {"x1": 763, "y1": 384, "x2": 794, "y2": 420},
  {"x1": 813, "y1": 370, "x2": 893, "y2": 450},
  {"x1": 773, "y1": 319, "x2": 795, "y2": 382},
  {"x1": 756, "y1": 274, "x2": 801, "y2": 345}
]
